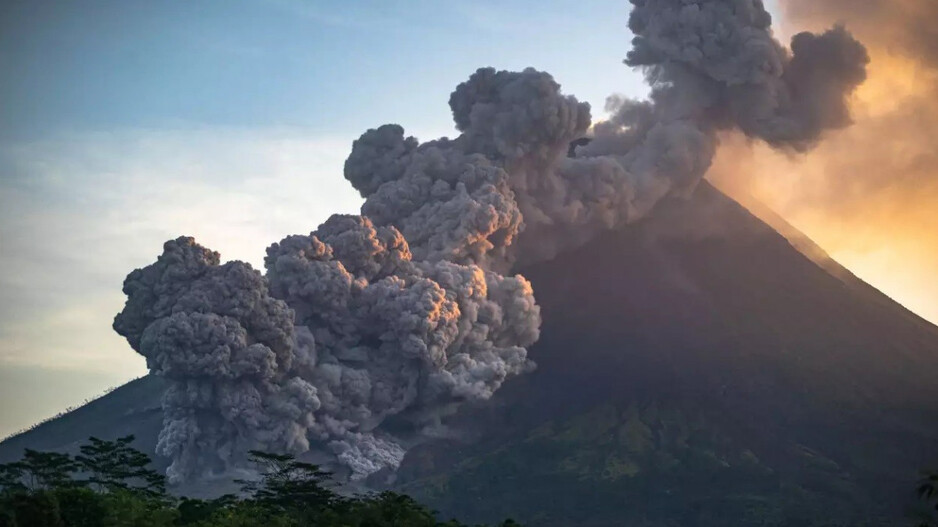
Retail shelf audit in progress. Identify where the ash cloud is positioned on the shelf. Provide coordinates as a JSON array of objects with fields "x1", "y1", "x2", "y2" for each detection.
[
  {"x1": 783, "y1": 0, "x2": 938, "y2": 68},
  {"x1": 263, "y1": 215, "x2": 538, "y2": 476},
  {"x1": 114, "y1": 0, "x2": 868, "y2": 482},
  {"x1": 709, "y1": 0, "x2": 938, "y2": 323},
  {"x1": 113, "y1": 237, "x2": 319, "y2": 483}
]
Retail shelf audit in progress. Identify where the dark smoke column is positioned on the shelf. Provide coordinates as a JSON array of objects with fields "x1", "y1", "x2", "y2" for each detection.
[
  {"x1": 113, "y1": 237, "x2": 319, "y2": 484},
  {"x1": 263, "y1": 215, "x2": 539, "y2": 477},
  {"x1": 348, "y1": 0, "x2": 868, "y2": 264},
  {"x1": 114, "y1": 0, "x2": 868, "y2": 484}
]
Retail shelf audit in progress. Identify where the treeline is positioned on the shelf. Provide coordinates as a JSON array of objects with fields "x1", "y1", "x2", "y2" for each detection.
[{"x1": 0, "y1": 436, "x2": 519, "y2": 527}]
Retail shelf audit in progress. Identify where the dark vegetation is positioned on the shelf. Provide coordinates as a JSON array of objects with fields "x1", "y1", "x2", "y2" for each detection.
[
  {"x1": 0, "y1": 436, "x2": 520, "y2": 527},
  {"x1": 0, "y1": 435, "x2": 932, "y2": 526},
  {"x1": 918, "y1": 471, "x2": 938, "y2": 526}
]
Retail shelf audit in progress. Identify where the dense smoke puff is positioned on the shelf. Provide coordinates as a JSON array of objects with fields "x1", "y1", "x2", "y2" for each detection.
[
  {"x1": 264, "y1": 214, "x2": 538, "y2": 477},
  {"x1": 346, "y1": 125, "x2": 523, "y2": 268},
  {"x1": 782, "y1": 0, "x2": 938, "y2": 69},
  {"x1": 346, "y1": 3, "x2": 866, "y2": 264},
  {"x1": 449, "y1": 68, "x2": 592, "y2": 162},
  {"x1": 623, "y1": 0, "x2": 868, "y2": 149},
  {"x1": 116, "y1": 0, "x2": 868, "y2": 484},
  {"x1": 115, "y1": 228, "x2": 532, "y2": 481},
  {"x1": 114, "y1": 237, "x2": 319, "y2": 483}
]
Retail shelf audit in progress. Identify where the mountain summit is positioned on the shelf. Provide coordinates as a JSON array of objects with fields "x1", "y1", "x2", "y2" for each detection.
[{"x1": 389, "y1": 182, "x2": 938, "y2": 526}]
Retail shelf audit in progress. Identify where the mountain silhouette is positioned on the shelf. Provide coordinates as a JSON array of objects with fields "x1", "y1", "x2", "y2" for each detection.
[
  {"x1": 3, "y1": 182, "x2": 937, "y2": 526},
  {"x1": 389, "y1": 182, "x2": 938, "y2": 526}
]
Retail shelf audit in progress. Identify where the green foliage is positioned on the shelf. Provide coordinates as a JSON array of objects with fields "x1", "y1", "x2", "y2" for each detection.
[
  {"x1": 175, "y1": 496, "x2": 235, "y2": 526},
  {"x1": 12, "y1": 449, "x2": 79, "y2": 490},
  {"x1": 5, "y1": 490, "x2": 64, "y2": 527},
  {"x1": 98, "y1": 489, "x2": 178, "y2": 527},
  {"x1": 340, "y1": 491, "x2": 446, "y2": 526},
  {"x1": 75, "y1": 435, "x2": 166, "y2": 497},
  {"x1": 194, "y1": 501, "x2": 297, "y2": 527},
  {"x1": 53, "y1": 487, "x2": 109, "y2": 527},
  {"x1": 0, "y1": 463, "x2": 25, "y2": 496},
  {"x1": 398, "y1": 401, "x2": 910, "y2": 526},
  {"x1": 0, "y1": 436, "x2": 177, "y2": 527},
  {"x1": 237, "y1": 450, "x2": 336, "y2": 512},
  {"x1": 0, "y1": 438, "x2": 516, "y2": 527}
]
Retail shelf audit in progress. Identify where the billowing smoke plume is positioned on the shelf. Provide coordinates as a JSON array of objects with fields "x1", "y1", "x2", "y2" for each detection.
[
  {"x1": 344, "y1": 2, "x2": 866, "y2": 264},
  {"x1": 783, "y1": 0, "x2": 938, "y2": 69},
  {"x1": 114, "y1": 0, "x2": 868, "y2": 482},
  {"x1": 113, "y1": 237, "x2": 319, "y2": 483},
  {"x1": 708, "y1": 0, "x2": 938, "y2": 324},
  {"x1": 263, "y1": 215, "x2": 537, "y2": 476}
]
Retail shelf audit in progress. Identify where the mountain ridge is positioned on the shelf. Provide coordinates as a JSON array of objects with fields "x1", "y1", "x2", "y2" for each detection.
[{"x1": 388, "y1": 181, "x2": 938, "y2": 525}]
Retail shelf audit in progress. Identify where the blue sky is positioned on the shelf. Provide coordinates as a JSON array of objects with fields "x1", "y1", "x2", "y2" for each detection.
[
  {"x1": 0, "y1": 0, "x2": 647, "y2": 140},
  {"x1": 0, "y1": 1, "x2": 808, "y2": 438}
]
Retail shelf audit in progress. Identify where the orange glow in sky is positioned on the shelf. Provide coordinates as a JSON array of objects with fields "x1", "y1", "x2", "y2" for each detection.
[{"x1": 711, "y1": 47, "x2": 938, "y2": 325}]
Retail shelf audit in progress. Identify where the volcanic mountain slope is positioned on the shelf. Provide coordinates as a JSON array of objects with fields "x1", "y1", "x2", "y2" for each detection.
[
  {"x1": 0, "y1": 375, "x2": 165, "y2": 465},
  {"x1": 389, "y1": 182, "x2": 938, "y2": 526},
  {"x1": 2, "y1": 182, "x2": 937, "y2": 525}
]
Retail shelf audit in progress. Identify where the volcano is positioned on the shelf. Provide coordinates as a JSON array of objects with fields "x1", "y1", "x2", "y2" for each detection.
[{"x1": 3, "y1": 182, "x2": 937, "y2": 526}]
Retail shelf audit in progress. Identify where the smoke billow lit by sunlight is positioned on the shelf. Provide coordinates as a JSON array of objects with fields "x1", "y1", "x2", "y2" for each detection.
[{"x1": 710, "y1": 1, "x2": 938, "y2": 325}]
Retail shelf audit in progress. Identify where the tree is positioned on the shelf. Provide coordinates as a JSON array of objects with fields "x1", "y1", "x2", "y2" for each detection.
[
  {"x1": 0, "y1": 463, "x2": 26, "y2": 496},
  {"x1": 11, "y1": 450, "x2": 78, "y2": 490},
  {"x1": 50, "y1": 487, "x2": 108, "y2": 527},
  {"x1": 74, "y1": 435, "x2": 166, "y2": 498},
  {"x1": 98, "y1": 489, "x2": 177, "y2": 527},
  {"x1": 238, "y1": 451, "x2": 338, "y2": 512},
  {"x1": 193, "y1": 501, "x2": 297, "y2": 527},
  {"x1": 4, "y1": 490, "x2": 63, "y2": 527},
  {"x1": 349, "y1": 491, "x2": 445, "y2": 526},
  {"x1": 0, "y1": 441, "x2": 521, "y2": 527},
  {"x1": 0, "y1": 438, "x2": 175, "y2": 527}
]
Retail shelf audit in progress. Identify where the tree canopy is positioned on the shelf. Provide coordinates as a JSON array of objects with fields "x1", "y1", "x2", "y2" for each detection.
[{"x1": 0, "y1": 437, "x2": 520, "y2": 527}]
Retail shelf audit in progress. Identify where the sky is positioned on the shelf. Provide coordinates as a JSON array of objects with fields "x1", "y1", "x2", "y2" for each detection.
[{"x1": 0, "y1": 0, "x2": 934, "y2": 439}]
